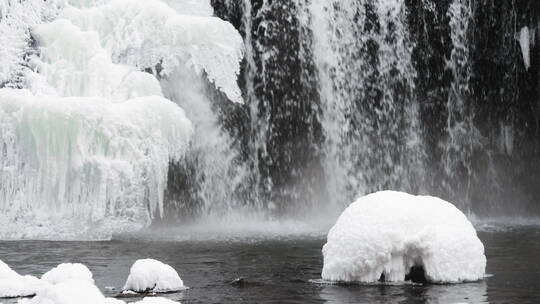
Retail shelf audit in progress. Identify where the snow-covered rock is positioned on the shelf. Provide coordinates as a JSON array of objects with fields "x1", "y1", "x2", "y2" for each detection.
[
  {"x1": 133, "y1": 298, "x2": 181, "y2": 304},
  {"x1": 123, "y1": 259, "x2": 185, "y2": 293},
  {"x1": 0, "y1": 260, "x2": 45, "y2": 298},
  {"x1": 19, "y1": 280, "x2": 105, "y2": 304},
  {"x1": 41, "y1": 263, "x2": 94, "y2": 285},
  {"x1": 322, "y1": 191, "x2": 486, "y2": 283}
]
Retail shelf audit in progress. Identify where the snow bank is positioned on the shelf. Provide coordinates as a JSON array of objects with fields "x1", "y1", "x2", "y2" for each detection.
[
  {"x1": 0, "y1": 260, "x2": 45, "y2": 298},
  {"x1": 322, "y1": 191, "x2": 486, "y2": 283},
  {"x1": 41, "y1": 263, "x2": 94, "y2": 285},
  {"x1": 123, "y1": 259, "x2": 185, "y2": 293}
]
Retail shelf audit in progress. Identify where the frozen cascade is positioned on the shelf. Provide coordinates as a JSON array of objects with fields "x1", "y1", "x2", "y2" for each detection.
[
  {"x1": 0, "y1": 0, "x2": 244, "y2": 239},
  {"x1": 0, "y1": 0, "x2": 63, "y2": 87}
]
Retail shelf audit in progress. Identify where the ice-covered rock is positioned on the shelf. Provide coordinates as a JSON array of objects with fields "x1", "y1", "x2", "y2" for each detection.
[
  {"x1": 41, "y1": 263, "x2": 94, "y2": 285},
  {"x1": 0, "y1": 260, "x2": 45, "y2": 298},
  {"x1": 123, "y1": 259, "x2": 185, "y2": 293},
  {"x1": 322, "y1": 191, "x2": 486, "y2": 283}
]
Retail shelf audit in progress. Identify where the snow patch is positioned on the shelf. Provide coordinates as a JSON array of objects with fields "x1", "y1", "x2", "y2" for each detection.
[
  {"x1": 123, "y1": 259, "x2": 185, "y2": 293},
  {"x1": 322, "y1": 191, "x2": 486, "y2": 283},
  {"x1": 0, "y1": 260, "x2": 45, "y2": 298},
  {"x1": 41, "y1": 263, "x2": 94, "y2": 285}
]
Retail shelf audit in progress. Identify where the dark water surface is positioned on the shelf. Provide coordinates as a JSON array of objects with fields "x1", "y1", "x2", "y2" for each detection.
[{"x1": 1, "y1": 227, "x2": 539, "y2": 303}]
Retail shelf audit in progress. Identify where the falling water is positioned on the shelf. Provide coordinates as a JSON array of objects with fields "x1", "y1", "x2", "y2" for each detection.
[{"x1": 308, "y1": 0, "x2": 425, "y2": 206}]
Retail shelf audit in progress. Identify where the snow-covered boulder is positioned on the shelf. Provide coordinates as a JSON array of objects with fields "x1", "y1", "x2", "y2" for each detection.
[
  {"x1": 19, "y1": 280, "x2": 105, "y2": 304},
  {"x1": 322, "y1": 191, "x2": 486, "y2": 283},
  {"x1": 41, "y1": 263, "x2": 94, "y2": 285},
  {"x1": 133, "y1": 298, "x2": 181, "y2": 304},
  {"x1": 0, "y1": 260, "x2": 45, "y2": 298},
  {"x1": 123, "y1": 259, "x2": 185, "y2": 293}
]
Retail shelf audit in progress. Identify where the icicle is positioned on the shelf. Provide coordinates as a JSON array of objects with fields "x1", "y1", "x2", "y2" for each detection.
[{"x1": 519, "y1": 26, "x2": 531, "y2": 71}]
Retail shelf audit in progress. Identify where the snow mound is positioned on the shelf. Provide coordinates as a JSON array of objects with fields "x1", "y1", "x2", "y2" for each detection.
[
  {"x1": 133, "y1": 298, "x2": 181, "y2": 304},
  {"x1": 123, "y1": 259, "x2": 185, "y2": 293},
  {"x1": 0, "y1": 260, "x2": 45, "y2": 298},
  {"x1": 19, "y1": 280, "x2": 104, "y2": 304},
  {"x1": 41, "y1": 263, "x2": 94, "y2": 285},
  {"x1": 322, "y1": 191, "x2": 486, "y2": 283}
]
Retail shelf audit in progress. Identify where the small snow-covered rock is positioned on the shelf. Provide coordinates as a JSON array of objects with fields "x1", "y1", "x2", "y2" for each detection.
[
  {"x1": 322, "y1": 191, "x2": 486, "y2": 283},
  {"x1": 41, "y1": 263, "x2": 94, "y2": 285},
  {"x1": 18, "y1": 279, "x2": 104, "y2": 304},
  {"x1": 0, "y1": 260, "x2": 45, "y2": 298},
  {"x1": 123, "y1": 259, "x2": 185, "y2": 293},
  {"x1": 133, "y1": 298, "x2": 181, "y2": 304}
]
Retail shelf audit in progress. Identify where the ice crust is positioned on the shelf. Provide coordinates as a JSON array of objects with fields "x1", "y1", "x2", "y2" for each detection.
[
  {"x1": 123, "y1": 259, "x2": 185, "y2": 293},
  {"x1": 322, "y1": 191, "x2": 486, "y2": 283}
]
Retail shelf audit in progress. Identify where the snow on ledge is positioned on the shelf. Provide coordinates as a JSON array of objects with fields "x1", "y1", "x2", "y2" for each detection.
[
  {"x1": 123, "y1": 259, "x2": 186, "y2": 293},
  {"x1": 322, "y1": 191, "x2": 486, "y2": 283}
]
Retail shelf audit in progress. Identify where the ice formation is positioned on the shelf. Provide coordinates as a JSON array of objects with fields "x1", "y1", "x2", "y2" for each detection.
[
  {"x1": 519, "y1": 26, "x2": 531, "y2": 70},
  {"x1": 0, "y1": 0, "x2": 244, "y2": 239},
  {"x1": 322, "y1": 191, "x2": 486, "y2": 283},
  {"x1": 0, "y1": 260, "x2": 45, "y2": 298},
  {"x1": 59, "y1": 0, "x2": 244, "y2": 103},
  {"x1": 41, "y1": 263, "x2": 94, "y2": 285},
  {"x1": 123, "y1": 259, "x2": 185, "y2": 293}
]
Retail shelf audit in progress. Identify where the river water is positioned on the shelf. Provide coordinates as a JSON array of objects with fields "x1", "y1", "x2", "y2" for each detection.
[{"x1": 1, "y1": 225, "x2": 539, "y2": 303}]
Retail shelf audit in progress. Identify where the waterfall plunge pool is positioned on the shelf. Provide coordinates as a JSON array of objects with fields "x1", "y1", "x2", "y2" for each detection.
[{"x1": 1, "y1": 224, "x2": 539, "y2": 303}]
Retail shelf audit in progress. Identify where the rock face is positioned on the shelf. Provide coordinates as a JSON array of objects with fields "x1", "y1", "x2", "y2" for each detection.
[{"x1": 322, "y1": 191, "x2": 486, "y2": 283}]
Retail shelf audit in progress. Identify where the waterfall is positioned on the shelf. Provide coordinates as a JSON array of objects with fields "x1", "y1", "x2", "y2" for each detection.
[
  {"x1": 443, "y1": 0, "x2": 477, "y2": 210},
  {"x1": 1, "y1": 0, "x2": 540, "y2": 240},
  {"x1": 308, "y1": 0, "x2": 425, "y2": 206}
]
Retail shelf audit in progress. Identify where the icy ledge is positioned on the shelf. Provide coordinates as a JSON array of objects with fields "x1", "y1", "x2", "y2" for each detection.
[{"x1": 322, "y1": 191, "x2": 486, "y2": 283}]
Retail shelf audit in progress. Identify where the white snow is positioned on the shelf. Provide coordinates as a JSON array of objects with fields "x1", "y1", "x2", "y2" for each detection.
[
  {"x1": 322, "y1": 191, "x2": 486, "y2": 283},
  {"x1": 132, "y1": 298, "x2": 181, "y2": 304},
  {"x1": 123, "y1": 259, "x2": 185, "y2": 293},
  {"x1": 41, "y1": 263, "x2": 94, "y2": 285},
  {"x1": 0, "y1": 260, "x2": 45, "y2": 298},
  {"x1": 0, "y1": 260, "x2": 182, "y2": 304},
  {"x1": 519, "y1": 26, "x2": 531, "y2": 70},
  {"x1": 19, "y1": 280, "x2": 106, "y2": 304}
]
